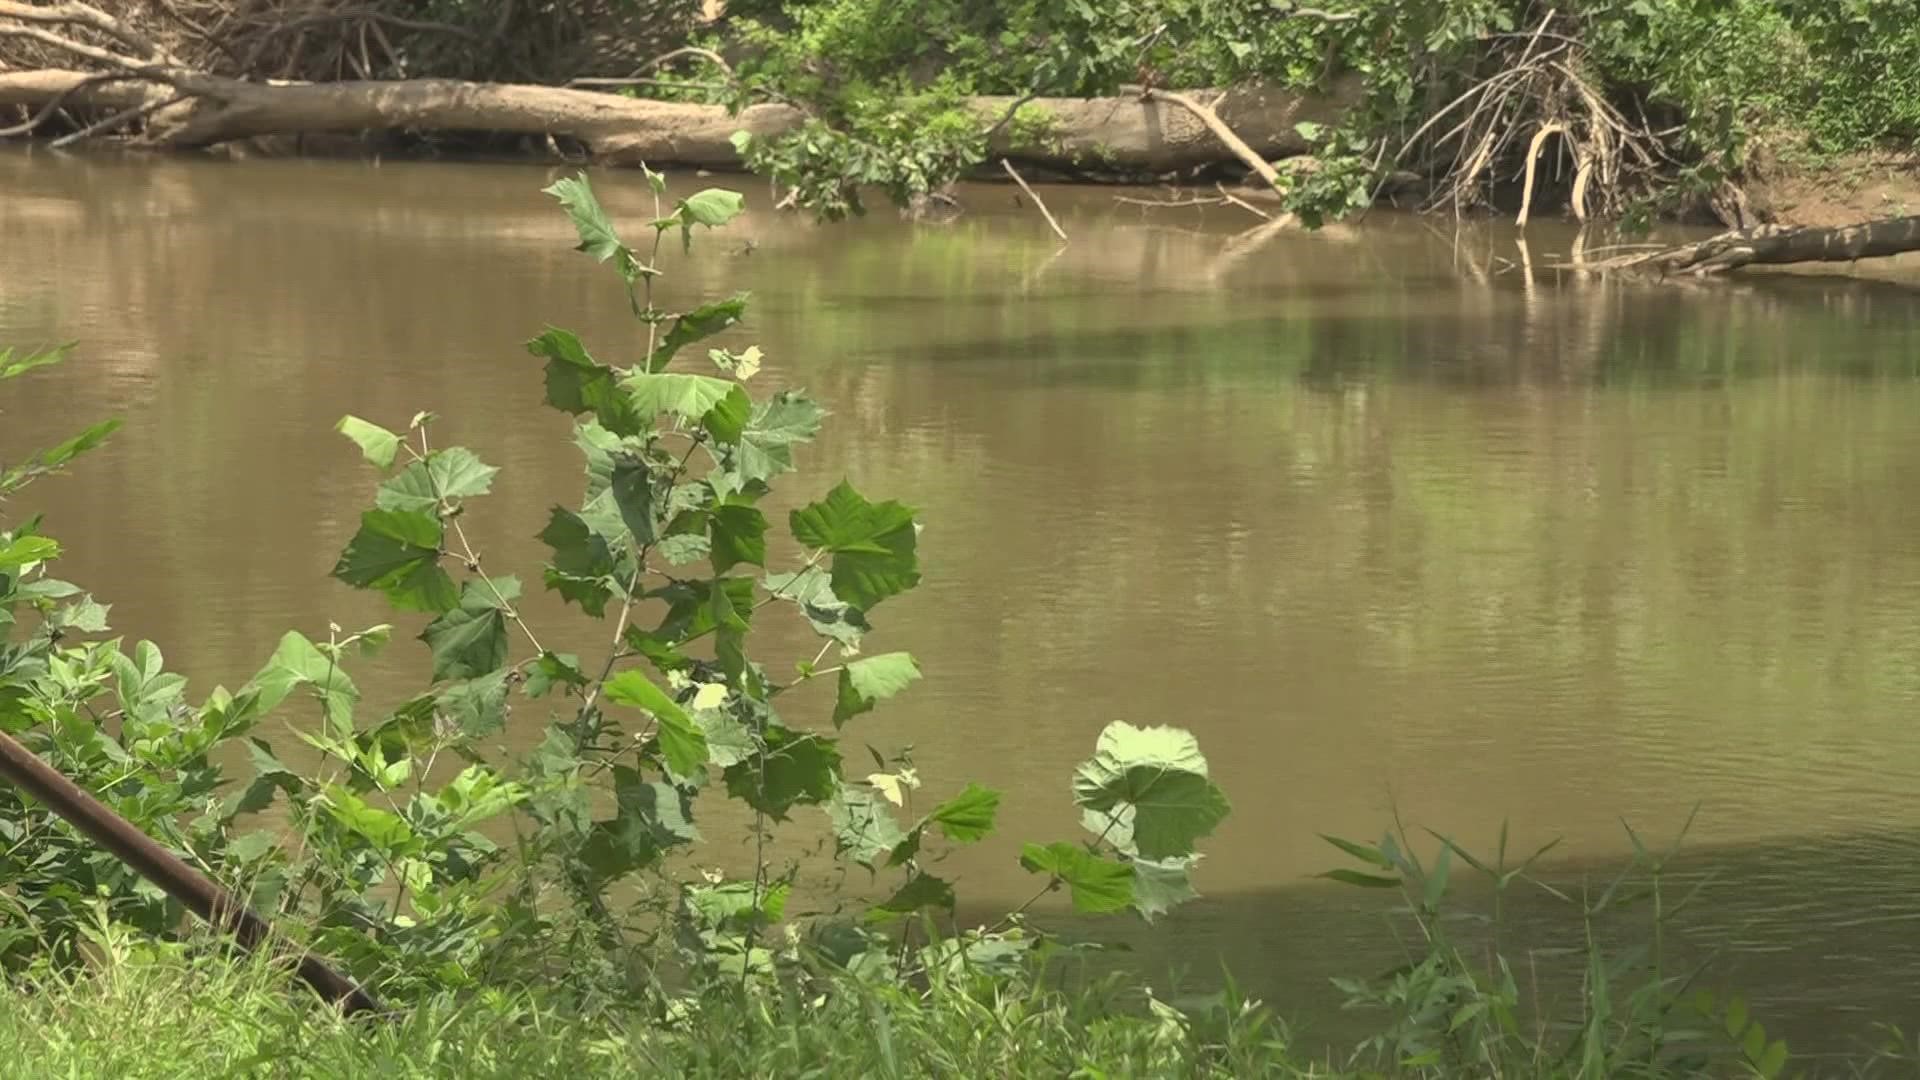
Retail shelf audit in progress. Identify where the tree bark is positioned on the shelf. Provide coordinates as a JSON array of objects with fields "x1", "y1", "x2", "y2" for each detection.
[
  {"x1": 1597, "y1": 215, "x2": 1920, "y2": 274},
  {"x1": 0, "y1": 69, "x2": 1355, "y2": 173}
]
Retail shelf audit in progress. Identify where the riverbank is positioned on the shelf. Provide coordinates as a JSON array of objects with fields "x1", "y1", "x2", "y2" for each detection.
[{"x1": 6, "y1": 2, "x2": 1919, "y2": 229}]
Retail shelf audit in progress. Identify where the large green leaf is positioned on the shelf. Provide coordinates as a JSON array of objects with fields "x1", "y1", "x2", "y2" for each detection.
[
  {"x1": 336, "y1": 415, "x2": 400, "y2": 470},
  {"x1": 0, "y1": 535, "x2": 59, "y2": 571},
  {"x1": 829, "y1": 783, "x2": 908, "y2": 869},
  {"x1": 867, "y1": 873, "x2": 955, "y2": 922},
  {"x1": 606, "y1": 454, "x2": 659, "y2": 546},
  {"x1": 603, "y1": 669, "x2": 707, "y2": 777},
  {"x1": 1129, "y1": 855, "x2": 1200, "y2": 921},
  {"x1": 539, "y1": 507, "x2": 620, "y2": 617},
  {"x1": 1019, "y1": 842, "x2": 1133, "y2": 914},
  {"x1": 435, "y1": 764, "x2": 529, "y2": 831},
  {"x1": 832, "y1": 652, "x2": 921, "y2": 727},
  {"x1": 791, "y1": 481, "x2": 915, "y2": 551},
  {"x1": 790, "y1": 481, "x2": 919, "y2": 611},
  {"x1": 321, "y1": 785, "x2": 419, "y2": 855},
  {"x1": 373, "y1": 447, "x2": 497, "y2": 514},
  {"x1": 647, "y1": 294, "x2": 749, "y2": 372},
  {"x1": 703, "y1": 385, "x2": 751, "y2": 445},
  {"x1": 763, "y1": 565, "x2": 869, "y2": 648},
  {"x1": 418, "y1": 578, "x2": 514, "y2": 682},
  {"x1": 525, "y1": 651, "x2": 587, "y2": 699},
  {"x1": 724, "y1": 726, "x2": 838, "y2": 819},
  {"x1": 708, "y1": 504, "x2": 767, "y2": 572},
  {"x1": 528, "y1": 327, "x2": 644, "y2": 435},
  {"x1": 331, "y1": 508, "x2": 456, "y2": 613},
  {"x1": 621, "y1": 371, "x2": 735, "y2": 424},
  {"x1": 732, "y1": 391, "x2": 825, "y2": 484},
  {"x1": 1071, "y1": 722, "x2": 1230, "y2": 860},
  {"x1": 437, "y1": 670, "x2": 510, "y2": 738},
  {"x1": 678, "y1": 188, "x2": 745, "y2": 229},
  {"x1": 926, "y1": 782, "x2": 999, "y2": 843},
  {"x1": 543, "y1": 173, "x2": 643, "y2": 281},
  {"x1": 693, "y1": 703, "x2": 756, "y2": 767},
  {"x1": 250, "y1": 631, "x2": 359, "y2": 731}
]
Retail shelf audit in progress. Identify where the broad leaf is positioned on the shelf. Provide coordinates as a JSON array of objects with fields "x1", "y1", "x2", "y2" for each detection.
[
  {"x1": 926, "y1": 782, "x2": 999, "y2": 843},
  {"x1": 764, "y1": 565, "x2": 870, "y2": 648},
  {"x1": 1130, "y1": 855, "x2": 1201, "y2": 921},
  {"x1": 321, "y1": 785, "x2": 418, "y2": 855},
  {"x1": 529, "y1": 327, "x2": 644, "y2": 436},
  {"x1": 250, "y1": 631, "x2": 358, "y2": 732},
  {"x1": 678, "y1": 188, "x2": 746, "y2": 228},
  {"x1": 647, "y1": 293, "x2": 749, "y2": 372},
  {"x1": 693, "y1": 703, "x2": 756, "y2": 767},
  {"x1": 1071, "y1": 722, "x2": 1230, "y2": 860},
  {"x1": 419, "y1": 601, "x2": 509, "y2": 682},
  {"x1": 603, "y1": 669, "x2": 707, "y2": 777},
  {"x1": 526, "y1": 652, "x2": 587, "y2": 699},
  {"x1": 708, "y1": 504, "x2": 767, "y2": 572},
  {"x1": 437, "y1": 670, "x2": 510, "y2": 738},
  {"x1": 0, "y1": 535, "x2": 58, "y2": 571},
  {"x1": 1019, "y1": 842, "x2": 1133, "y2": 914},
  {"x1": 608, "y1": 455, "x2": 659, "y2": 546},
  {"x1": 724, "y1": 726, "x2": 838, "y2": 819},
  {"x1": 543, "y1": 173, "x2": 643, "y2": 281},
  {"x1": 704, "y1": 384, "x2": 751, "y2": 444},
  {"x1": 336, "y1": 415, "x2": 401, "y2": 470},
  {"x1": 832, "y1": 652, "x2": 921, "y2": 727},
  {"x1": 621, "y1": 371, "x2": 735, "y2": 424},
  {"x1": 867, "y1": 873, "x2": 955, "y2": 922},
  {"x1": 829, "y1": 783, "x2": 908, "y2": 869},
  {"x1": 540, "y1": 507, "x2": 620, "y2": 617},
  {"x1": 733, "y1": 391, "x2": 824, "y2": 483},
  {"x1": 790, "y1": 482, "x2": 920, "y2": 611},
  {"x1": 331, "y1": 508, "x2": 456, "y2": 613}
]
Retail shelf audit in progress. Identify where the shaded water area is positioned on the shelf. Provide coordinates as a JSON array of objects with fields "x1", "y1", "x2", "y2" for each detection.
[{"x1": 7, "y1": 149, "x2": 1920, "y2": 1061}]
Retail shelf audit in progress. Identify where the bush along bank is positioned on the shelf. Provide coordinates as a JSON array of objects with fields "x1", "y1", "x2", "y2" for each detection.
[{"x1": 6, "y1": 1, "x2": 1920, "y2": 230}]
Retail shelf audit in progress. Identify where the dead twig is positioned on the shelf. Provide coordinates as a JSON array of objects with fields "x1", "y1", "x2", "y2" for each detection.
[
  {"x1": 1001, "y1": 158, "x2": 1067, "y2": 242},
  {"x1": 48, "y1": 90, "x2": 181, "y2": 146},
  {"x1": 1214, "y1": 181, "x2": 1272, "y2": 220}
]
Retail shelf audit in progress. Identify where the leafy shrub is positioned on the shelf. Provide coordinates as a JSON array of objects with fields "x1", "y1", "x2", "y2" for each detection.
[{"x1": 0, "y1": 172, "x2": 1230, "y2": 1011}]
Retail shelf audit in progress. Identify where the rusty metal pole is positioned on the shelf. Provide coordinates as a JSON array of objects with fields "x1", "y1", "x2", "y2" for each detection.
[{"x1": 0, "y1": 729, "x2": 382, "y2": 1016}]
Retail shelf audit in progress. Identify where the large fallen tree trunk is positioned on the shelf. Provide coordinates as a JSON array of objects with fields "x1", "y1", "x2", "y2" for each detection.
[
  {"x1": 0, "y1": 68, "x2": 1354, "y2": 172},
  {"x1": 1594, "y1": 215, "x2": 1920, "y2": 274}
]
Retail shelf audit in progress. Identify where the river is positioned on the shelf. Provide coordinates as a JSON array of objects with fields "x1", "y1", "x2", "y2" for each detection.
[{"x1": 5, "y1": 149, "x2": 1920, "y2": 1061}]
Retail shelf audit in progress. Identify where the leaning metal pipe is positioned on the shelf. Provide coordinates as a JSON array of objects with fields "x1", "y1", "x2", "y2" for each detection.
[{"x1": 0, "y1": 729, "x2": 381, "y2": 1016}]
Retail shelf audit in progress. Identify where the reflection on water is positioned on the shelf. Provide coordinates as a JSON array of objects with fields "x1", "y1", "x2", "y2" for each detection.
[{"x1": 5, "y1": 149, "x2": 1920, "y2": 1057}]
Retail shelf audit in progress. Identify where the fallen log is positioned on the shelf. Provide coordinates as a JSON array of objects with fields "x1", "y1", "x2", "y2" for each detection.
[
  {"x1": 0, "y1": 68, "x2": 1355, "y2": 173},
  {"x1": 1592, "y1": 215, "x2": 1920, "y2": 274}
]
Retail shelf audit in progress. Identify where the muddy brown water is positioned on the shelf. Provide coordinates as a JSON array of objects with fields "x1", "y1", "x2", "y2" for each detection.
[{"x1": 6, "y1": 149, "x2": 1920, "y2": 1060}]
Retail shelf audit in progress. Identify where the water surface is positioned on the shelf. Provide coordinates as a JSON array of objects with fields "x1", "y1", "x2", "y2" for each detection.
[{"x1": 6, "y1": 150, "x2": 1920, "y2": 1057}]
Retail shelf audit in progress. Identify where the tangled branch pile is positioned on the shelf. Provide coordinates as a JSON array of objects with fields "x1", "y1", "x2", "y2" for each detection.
[{"x1": 3, "y1": 0, "x2": 701, "y2": 85}]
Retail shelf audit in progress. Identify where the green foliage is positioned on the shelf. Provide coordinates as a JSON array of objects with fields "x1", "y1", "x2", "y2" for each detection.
[
  {"x1": 0, "y1": 946, "x2": 1308, "y2": 1078},
  {"x1": 707, "y1": 0, "x2": 1920, "y2": 222},
  {"x1": 0, "y1": 171, "x2": 1228, "y2": 1022}
]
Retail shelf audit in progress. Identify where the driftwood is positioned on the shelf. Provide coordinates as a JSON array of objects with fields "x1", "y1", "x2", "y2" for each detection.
[
  {"x1": 0, "y1": 72, "x2": 1352, "y2": 172},
  {"x1": 1590, "y1": 216, "x2": 1920, "y2": 275}
]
